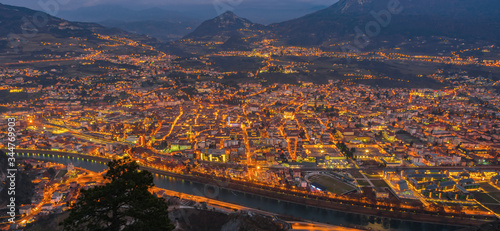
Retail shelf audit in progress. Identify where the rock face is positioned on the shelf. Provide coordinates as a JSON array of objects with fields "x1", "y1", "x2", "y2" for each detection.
[
  {"x1": 0, "y1": 151, "x2": 9, "y2": 206},
  {"x1": 0, "y1": 3, "x2": 95, "y2": 37},
  {"x1": 169, "y1": 208, "x2": 286, "y2": 231},
  {"x1": 0, "y1": 151, "x2": 34, "y2": 210}
]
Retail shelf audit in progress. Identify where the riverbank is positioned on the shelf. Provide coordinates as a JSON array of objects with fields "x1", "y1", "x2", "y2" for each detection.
[
  {"x1": 9, "y1": 150, "x2": 494, "y2": 228},
  {"x1": 143, "y1": 166, "x2": 494, "y2": 227}
]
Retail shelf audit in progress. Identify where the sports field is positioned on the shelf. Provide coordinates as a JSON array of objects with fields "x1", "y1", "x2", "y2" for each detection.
[{"x1": 308, "y1": 174, "x2": 356, "y2": 194}]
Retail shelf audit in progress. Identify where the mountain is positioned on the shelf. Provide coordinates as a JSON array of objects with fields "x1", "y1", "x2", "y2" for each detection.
[
  {"x1": 0, "y1": 2, "x2": 163, "y2": 84},
  {"x1": 0, "y1": 3, "x2": 156, "y2": 54},
  {"x1": 184, "y1": 11, "x2": 266, "y2": 42},
  {"x1": 273, "y1": 0, "x2": 500, "y2": 47},
  {"x1": 0, "y1": 3, "x2": 153, "y2": 42},
  {"x1": 0, "y1": 3, "x2": 97, "y2": 39}
]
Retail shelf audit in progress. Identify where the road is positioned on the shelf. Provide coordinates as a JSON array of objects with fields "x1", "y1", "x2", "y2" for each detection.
[
  {"x1": 164, "y1": 106, "x2": 183, "y2": 139},
  {"x1": 290, "y1": 222, "x2": 362, "y2": 231}
]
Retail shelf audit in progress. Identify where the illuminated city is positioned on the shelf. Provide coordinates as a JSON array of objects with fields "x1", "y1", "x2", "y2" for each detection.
[{"x1": 1, "y1": 0, "x2": 500, "y2": 230}]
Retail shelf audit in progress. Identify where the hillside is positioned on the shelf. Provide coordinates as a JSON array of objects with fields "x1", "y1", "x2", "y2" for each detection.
[
  {"x1": 0, "y1": 3, "x2": 158, "y2": 57},
  {"x1": 184, "y1": 11, "x2": 266, "y2": 42}
]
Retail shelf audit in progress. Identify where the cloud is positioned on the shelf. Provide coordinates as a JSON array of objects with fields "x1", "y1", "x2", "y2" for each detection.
[
  {"x1": 0, "y1": 0, "x2": 335, "y2": 8},
  {"x1": 0, "y1": 0, "x2": 337, "y2": 16}
]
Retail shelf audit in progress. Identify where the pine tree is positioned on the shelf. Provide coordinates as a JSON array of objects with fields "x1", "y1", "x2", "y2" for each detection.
[{"x1": 62, "y1": 157, "x2": 174, "y2": 231}]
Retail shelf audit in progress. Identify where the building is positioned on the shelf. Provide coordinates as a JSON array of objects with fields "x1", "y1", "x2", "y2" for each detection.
[
  {"x1": 19, "y1": 205, "x2": 32, "y2": 216},
  {"x1": 374, "y1": 187, "x2": 389, "y2": 199},
  {"x1": 396, "y1": 180, "x2": 409, "y2": 192}
]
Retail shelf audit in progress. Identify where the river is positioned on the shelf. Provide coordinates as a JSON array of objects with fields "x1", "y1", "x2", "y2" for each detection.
[{"x1": 16, "y1": 152, "x2": 463, "y2": 231}]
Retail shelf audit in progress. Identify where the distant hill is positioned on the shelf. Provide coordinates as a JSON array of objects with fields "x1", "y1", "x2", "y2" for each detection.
[
  {"x1": 0, "y1": 3, "x2": 163, "y2": 86},
  {"x1": 0, "y1": 3, "x2": 97, "y2": 39},
  {"x1": 0, "y1": 3, "x2": 155, "y2": 54},
  {"x1": 184, "y1": 11, "x2": 266, "y2": 42}
]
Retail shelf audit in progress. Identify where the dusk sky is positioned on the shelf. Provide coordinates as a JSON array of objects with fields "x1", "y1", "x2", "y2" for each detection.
[
  {"x1": 0, "y1": 0, "x2": 338, "y2": 24},
  {"x1": 0, "y1": 0, "x2": 337, "y2": 11}
]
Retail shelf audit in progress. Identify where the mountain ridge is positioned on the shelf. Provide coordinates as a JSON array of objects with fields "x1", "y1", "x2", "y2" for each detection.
[
  {"x1": 0, "y1": 3, "x2": 158, "y2": 55},
  {"x1": 184, "y1": 11, "x2": 266, "y2": 42},
  {"x1": 0, "y1": 3, "x2": 155, "y2": 40}
]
